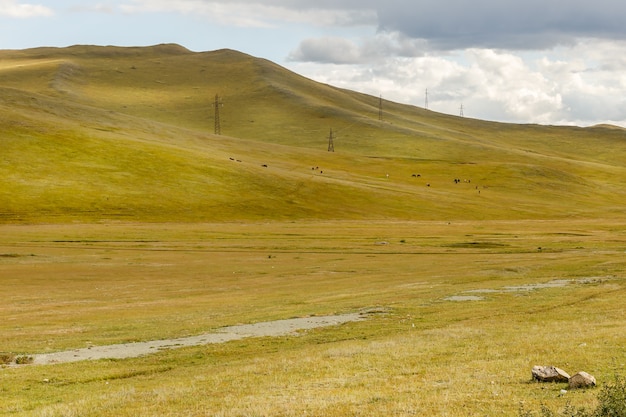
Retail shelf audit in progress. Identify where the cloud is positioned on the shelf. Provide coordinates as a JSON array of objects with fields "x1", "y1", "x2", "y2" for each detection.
[
  {"x1": 117, "y1": 1, "x2": 626, "y2": 52},
  {"x1": 288, "y1": 38, "x2": 362, "y2": 64},
  {"x1": 464, "y1": 49, "x2": 563, "y2": 123},
  {"x1": 119, "y1": 0, "x2": 376, "y2": 27},
  {"x1": 89, "y1": 1, "x2": 626, "y2": 53},
  {"x1": 291, "y1": 38, "x2": 626, "y2": 126},
  {"x1": 289, "y1": 32, "x2": 429, "y2": 64},
  {"x1": 375, "y1": 0, "x2": 626, "y2": 51},
  {"x1": 0, "y1": 0, "x2": 53, "y2": 18}
]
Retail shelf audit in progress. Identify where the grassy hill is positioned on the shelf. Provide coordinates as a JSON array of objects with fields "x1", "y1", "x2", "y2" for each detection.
[{"x1": 1, "y1": 43, "x2": 625, "y2": 223}]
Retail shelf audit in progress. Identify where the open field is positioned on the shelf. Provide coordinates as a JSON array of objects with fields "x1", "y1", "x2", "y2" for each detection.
[
  {"x1": 1, "y1": 220, "x2": 625, "y2": 416},
  {"x1": 1, "y1": 45, "x2": 626, "y2": 415}
]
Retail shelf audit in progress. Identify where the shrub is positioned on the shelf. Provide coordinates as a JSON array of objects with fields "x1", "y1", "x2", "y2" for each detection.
[
  {"x1": 0, "y1": 352, "x2": 16, "y2": 364},
  {"x1": 15, "y1": 355, "x2": 34, "y2": 365},
  {"x1": 519, "y1": 374, "x2": 626, "y2": 417},
  {"x1": 594, "y1": 374, "x2": 626, "y2": 417}
]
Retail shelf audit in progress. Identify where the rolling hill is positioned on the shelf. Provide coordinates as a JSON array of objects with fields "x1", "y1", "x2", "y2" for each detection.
[{"x1": 1, "y1": 43, "x2": 625, "y2": 223}]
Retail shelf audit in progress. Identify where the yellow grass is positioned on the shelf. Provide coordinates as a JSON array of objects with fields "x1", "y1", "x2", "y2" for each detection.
[
  {"x1": 1, "y1": 221, "x2": 625, "y2": 416},
  {"x1": 0, "y1": 45, "x2": 625, "y2": 416},
  {"x1": 1, "y1": 45, "x2": 626, "y2": 223}
]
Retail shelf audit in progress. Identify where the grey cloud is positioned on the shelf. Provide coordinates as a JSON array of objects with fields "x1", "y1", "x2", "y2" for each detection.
[
  {"x1": 122, "y1": 0, "x2": 626, "y2": 50},
  {"x1": 288, "y1": 37, "x2": 363, "y2": 64},
  {"x1": 214, "y1": 0, "x2": 626, "y2": 50},
  {"x1": 376, "y1": 0, "x2": 626, "y2": 50},
  {"x1": 289, "y1": 32, "x2": 428, "y2": 64}
]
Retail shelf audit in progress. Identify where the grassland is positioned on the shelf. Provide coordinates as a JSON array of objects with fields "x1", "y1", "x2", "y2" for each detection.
[
  {"x1": 2, "y1": 44, "x2": 626, "y2": 223},
  {"x1": 0, "y1": 44, "x2": 625, "y2": 416},
  {"x1": 1, "y1": 221, "x2": 625, "y2": 416}
]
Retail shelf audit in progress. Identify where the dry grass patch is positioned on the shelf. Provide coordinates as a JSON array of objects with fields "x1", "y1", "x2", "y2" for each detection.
[{"x1": 1, "y1": 220, "x2": 624, "y2": 416}]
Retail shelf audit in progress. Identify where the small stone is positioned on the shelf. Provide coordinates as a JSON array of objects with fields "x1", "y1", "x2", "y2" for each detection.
[{"x1": 569, "y1": 371, "x2": 596, "y2": 389}]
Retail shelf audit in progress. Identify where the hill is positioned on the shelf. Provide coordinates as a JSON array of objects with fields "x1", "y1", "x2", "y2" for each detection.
[{"x1": 1, "y1": 44, "x2": 625, "y2": 223}]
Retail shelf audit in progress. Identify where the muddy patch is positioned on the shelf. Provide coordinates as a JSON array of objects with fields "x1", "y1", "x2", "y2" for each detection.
[
  {"x1": 467, "y1": 277, "x2": 610, "y2": 295},
  {"x1": 446, "y1": 277, "x2": 614, "y2": 302},
  {"x1": 17, "y1": 313, "x2": 368, "y2": 366},
  {"x1": 444, "y1": 295, "x2": 485, "y2": 302}
]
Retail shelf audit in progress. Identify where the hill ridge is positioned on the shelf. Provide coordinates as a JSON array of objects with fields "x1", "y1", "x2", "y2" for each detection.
[{"x1": 1, "y1": 44, "x2": 625, "y2": 223}]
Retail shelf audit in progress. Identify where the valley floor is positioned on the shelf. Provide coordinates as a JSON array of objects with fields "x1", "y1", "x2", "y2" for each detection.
[{"x1": 1, "y1": 219, "x2": 625, "y2": 416}]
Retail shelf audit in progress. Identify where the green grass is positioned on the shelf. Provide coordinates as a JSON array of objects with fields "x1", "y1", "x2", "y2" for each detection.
[{"x1": 0, "y1": 45, "x2": 625, "y2": 416}]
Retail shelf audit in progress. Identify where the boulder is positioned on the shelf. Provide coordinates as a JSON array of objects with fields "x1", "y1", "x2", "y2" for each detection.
[
  {"x1": 569, "y1": 371, "x2": 596, "y2": 389},
  {"x1": 532, "y1": 365, "x2": 570, "y2": 383}
]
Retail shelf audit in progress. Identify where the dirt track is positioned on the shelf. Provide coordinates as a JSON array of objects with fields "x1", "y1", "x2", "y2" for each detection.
[{"x1": 28, "y1": 313, "x2": 366, "y2": 365}]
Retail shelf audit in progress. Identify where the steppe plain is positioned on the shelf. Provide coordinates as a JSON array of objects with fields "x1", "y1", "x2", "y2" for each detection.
[{"x1": 1, "y1": 44, "x2": 625, "y2": 416}]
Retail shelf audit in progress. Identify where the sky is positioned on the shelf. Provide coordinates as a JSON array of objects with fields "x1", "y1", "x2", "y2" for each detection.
[{"x1": 2, "y1": 0, "x2": 626, "y2": 127}]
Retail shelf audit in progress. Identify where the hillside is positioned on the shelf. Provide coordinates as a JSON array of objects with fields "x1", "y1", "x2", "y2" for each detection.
[{"x1": 1, "y1": 43, "x2": 625, "y2": 223}]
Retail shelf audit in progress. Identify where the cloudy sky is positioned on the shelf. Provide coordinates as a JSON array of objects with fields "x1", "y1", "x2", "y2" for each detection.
[{"x1": 2, "y1": 0, "x2": 626, "y2": 127}]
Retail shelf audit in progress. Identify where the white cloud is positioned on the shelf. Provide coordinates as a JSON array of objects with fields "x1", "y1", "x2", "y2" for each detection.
[
  {"x1": 119, "y1": 0, "x2": 376, "y2": 28},
  {"x1": 0, "y1": 0, "x2": 53, "y2": 18},
  {"x1": 464, "y1": 49, "x2": 563, "y2": 123},
  {"x1": 289, "y1": 38, "x2": 626, "y2": 126}
]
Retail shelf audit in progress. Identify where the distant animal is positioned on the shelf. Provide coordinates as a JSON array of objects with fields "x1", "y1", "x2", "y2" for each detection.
[{"x1": 262, "y1": 164, "x2": 268, "y2": 167}]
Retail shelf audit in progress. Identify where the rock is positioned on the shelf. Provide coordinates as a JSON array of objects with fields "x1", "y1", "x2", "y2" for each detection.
[
  {"x1": 532, "y1": 365, "x2": 571, "y2": 383},
  {"x1": 569, "y1": 371, "x2": 596, "y2": 389}
]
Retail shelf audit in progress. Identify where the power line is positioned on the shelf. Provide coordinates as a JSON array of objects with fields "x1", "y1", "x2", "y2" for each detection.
[
  {"x1": 213, "y1": 94, "x2": 223, "y2": 135},
  {"x1": 327, "y1": 128, "x2": 335, "y2": 152}
]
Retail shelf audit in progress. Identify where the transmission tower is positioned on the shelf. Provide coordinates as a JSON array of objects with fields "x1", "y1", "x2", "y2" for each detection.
[
  {"x1": 425, "y1": 88, "x2": 429, "y2": 110},
  {"x1": 213, "y1": 94, "x2": 223, "y2": 135},
  {"x1": 459, "y1": 103, "x2": 464, "y2": 117},
  {"x1": 327, "y1": 128, "x2": 335, "y2": 152},
  {"x1": 378, "y1": 95, "x2": 383, "y2": 121}
]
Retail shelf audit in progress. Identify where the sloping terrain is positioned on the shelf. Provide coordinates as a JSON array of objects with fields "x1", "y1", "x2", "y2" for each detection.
[{"x1": 1, "y1": 44, "x2": 625, "y2": 223}]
